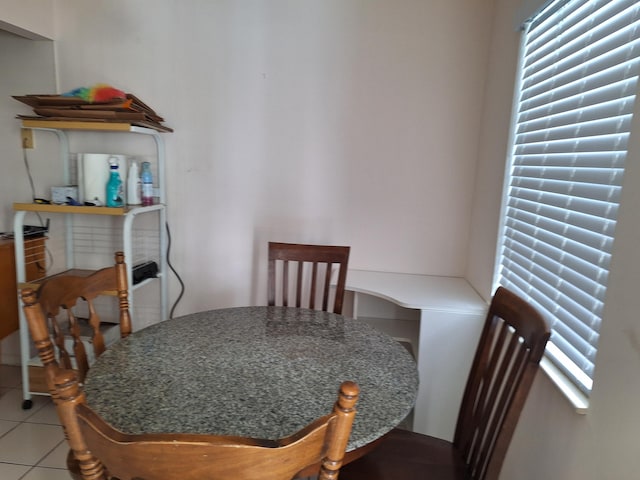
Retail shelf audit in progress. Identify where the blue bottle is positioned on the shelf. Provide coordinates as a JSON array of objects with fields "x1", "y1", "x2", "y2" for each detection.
[{"x1": 106, "y1": 159, "x2": 124, "y2": 207}]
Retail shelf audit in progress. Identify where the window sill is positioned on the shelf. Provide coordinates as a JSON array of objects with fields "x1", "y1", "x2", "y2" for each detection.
[{"x1": 539, "y1": 356, "x2": 589, "y2": 414}]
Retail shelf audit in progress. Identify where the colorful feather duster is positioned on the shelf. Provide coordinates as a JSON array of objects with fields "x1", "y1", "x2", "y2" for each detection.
[{"x1": 62, "y1": 84, "x2": 126, "y2": 103}]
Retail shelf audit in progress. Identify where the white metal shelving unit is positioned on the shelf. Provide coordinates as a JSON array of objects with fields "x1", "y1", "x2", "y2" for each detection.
[{"x1": 13, "y1": 120, "x2": 170, "y2": 409}]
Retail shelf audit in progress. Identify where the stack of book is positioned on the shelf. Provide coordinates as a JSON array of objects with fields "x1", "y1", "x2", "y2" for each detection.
[{"x1": 14, "y1": 93, "x2": 173, "y2": 132}]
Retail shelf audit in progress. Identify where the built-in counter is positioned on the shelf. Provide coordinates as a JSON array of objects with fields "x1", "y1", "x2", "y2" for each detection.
[{"x1": 342, "y1": 270, "x2": 488, "y2": 441}]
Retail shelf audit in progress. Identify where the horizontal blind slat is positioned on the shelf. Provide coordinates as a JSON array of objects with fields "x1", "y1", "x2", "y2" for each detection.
[
  {"x1": 525, "y1": 1, "x2": 636, "y2": 69},
  {"x1": 505, "y1": 206, "x2": 615, "y2": 252},
  {"x1": 502, "y1": 231, "x2": 610, "y2": 293},
  {"x1": 515, "y1": 115, "x2": 633, "y2": 143},
  {"x1": 519, "y1": 81, "x2": 639, "y2": 124},
  {"x1": 505, "y1": 197, "x2": 617, "y2": 234},
  {"x1": 512, "y1": 165, "x2": 624, "y2": 184},
  {"x1": 510, "y1": 177, "x2": 622, "y2": 202},
  {"x1": 528, "y1": 0, "x2": 586, "y2": 33},
  {"x1": 517, "y1": 100, "x2": 635, "y2": 133},
  {"x1": 512, "y1": 151, "x2": 627, "y2": 168},
  {"x1": 527, "y1": 0, "x2": 604, "y2": 54},
  {"x1": 526, "y1": 44, "x2": 636, "y2": 96}
]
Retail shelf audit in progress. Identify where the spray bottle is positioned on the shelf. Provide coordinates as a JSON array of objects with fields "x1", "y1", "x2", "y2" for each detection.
[{"x1": 106, "y1": 158, "x2": 124, "y2": 207}]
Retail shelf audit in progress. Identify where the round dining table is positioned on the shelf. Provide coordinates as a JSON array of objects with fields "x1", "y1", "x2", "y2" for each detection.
[{"x1": 84, "y1": 306, "x2": 419, "y2": 452}]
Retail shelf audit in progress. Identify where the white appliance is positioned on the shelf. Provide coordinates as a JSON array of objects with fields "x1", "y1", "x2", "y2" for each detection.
[{"x1": 78, "y1": 153, "x2": 128, "y2": 205}]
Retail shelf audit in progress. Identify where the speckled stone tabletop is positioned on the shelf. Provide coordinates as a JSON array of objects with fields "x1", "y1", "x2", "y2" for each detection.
[{"x1": 84, "y1": 306, "x2": 419, "y2": 451}]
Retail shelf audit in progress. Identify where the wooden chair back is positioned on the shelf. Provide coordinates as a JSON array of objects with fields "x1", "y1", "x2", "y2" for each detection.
[
  {"x1": 453, "y1": 286, "x2": 550, "y2": 479},
  {"x1": 268, "y1": 242, "x2": 350, "y2": 314},
  {"x1": 53, "y1": 369, "x2": 359, "y2": 480},
  {"x1": 20, "y1": 251, "x2": 131, "y2": 390}
]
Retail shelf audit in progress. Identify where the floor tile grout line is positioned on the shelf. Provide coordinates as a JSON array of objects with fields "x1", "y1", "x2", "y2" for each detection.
[
  {"x1": 18, "y1": 464, "x2": 35, "y2": 480},
  {"x1": 0, "y1": 421, "x2": 65, "y2": 468},
  {"x1": 34, "y1": 438, "x2": 67, "y2": 469},
  {"x1": 17, "y1": 464, "x2": 69, "y2": 480},
  {"x1": 0, "y1": 420, "x2": 21, "y2": 441},
  {"x1": 0, "y1": 460, "x2": 40, "y2": 467}
]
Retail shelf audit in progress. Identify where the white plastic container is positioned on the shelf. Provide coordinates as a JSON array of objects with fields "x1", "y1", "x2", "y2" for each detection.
[{"x1": 127, "y1": 160, "x2": 142, "y2": 205}]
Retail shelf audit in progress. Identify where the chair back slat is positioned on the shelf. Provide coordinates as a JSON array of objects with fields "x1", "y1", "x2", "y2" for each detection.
[
  {"x1": 310, "y1": 262, "x2": 318, "y2": 310},
  {"x1": 69, "y1": 309, "x2": 89, "y2": 382},
  {"x1": 453, "y1": 286, "x2": 550, "y2": 480},
  {"x1": 268, "y1": 242, "x2": 350, "y2": 314},
  {"x1": 54, "y1": 369, "x2": 359, "y2": 480}
]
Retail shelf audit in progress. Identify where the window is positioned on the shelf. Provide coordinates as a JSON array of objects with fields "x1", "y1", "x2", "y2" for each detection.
[{"x1": 497, "y1": 0, "x2": 640, "y2": 397}]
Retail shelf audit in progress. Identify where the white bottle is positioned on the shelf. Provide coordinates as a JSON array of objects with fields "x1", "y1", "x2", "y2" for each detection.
[{"x1": 127, "y1": 160, "x2": 142, "y2": 205}]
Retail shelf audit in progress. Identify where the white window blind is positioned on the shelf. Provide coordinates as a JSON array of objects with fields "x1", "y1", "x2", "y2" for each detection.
[{"x1": 498, "y1": 0, "x2": 640, "y2": 396}]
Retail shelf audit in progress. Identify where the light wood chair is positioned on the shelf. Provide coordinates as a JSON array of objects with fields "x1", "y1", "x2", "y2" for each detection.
[
  {"x1": 21, "y1": 251, "x2": 132, "y2": 389},
  {"x1": 268, "y1": 242, "x2": 350, "y2": 314},
  {"x1": 339, "y1": 286, "x2": 550, "y2": 480},
  {"x1": 53, "y1": 368, "x2": 359, "y2": 480},
  {"x1": 20, "y1": 251, "x2": 131, "y2": 480}
]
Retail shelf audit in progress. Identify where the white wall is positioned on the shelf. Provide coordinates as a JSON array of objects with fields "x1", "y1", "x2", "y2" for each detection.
[
  {"x1": 0, "y1": 32, "x2": 57, "y2": 231},
  {"x1": 0, "y1": 27, "x2": 57, "y2": 364},
  {"x1": 467, "y1": 0, "x2": 640, "y2": 478},
  {"x1": 50, "y1": 0, "x2": 494, "y2": 312},
  {"x1": 0, "y1": 0, "x2": 55, "y2": 39}
]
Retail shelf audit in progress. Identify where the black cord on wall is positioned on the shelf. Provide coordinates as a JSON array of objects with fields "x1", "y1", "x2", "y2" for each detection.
[{"x1": 166, "y1": 221, "x2": 185, "y2": 318}]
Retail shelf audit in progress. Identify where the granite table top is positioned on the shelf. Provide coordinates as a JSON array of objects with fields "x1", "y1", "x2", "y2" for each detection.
[{"x1": 84, "y1": 306, "x2": 419, "y2": 451}]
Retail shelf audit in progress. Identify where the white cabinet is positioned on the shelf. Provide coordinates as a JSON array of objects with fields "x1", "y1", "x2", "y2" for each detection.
[
  {"x1": 14, "y1": 120, "x2": 170, "y2": 408},
  {"x1": 343, "y1": 270, "x2": 488, "y2": 441}
]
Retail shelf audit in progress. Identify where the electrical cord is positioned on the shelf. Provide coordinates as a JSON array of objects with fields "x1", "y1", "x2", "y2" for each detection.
[
  {"x1": 22, "y1": 147, "x2": 37, "y2": 198},
  {"x1": 22, "y1": 146, "x2": 53, "y2": 275},
  {"x1": 166, "y1": 221, "x2": 184, "y2": 318}
]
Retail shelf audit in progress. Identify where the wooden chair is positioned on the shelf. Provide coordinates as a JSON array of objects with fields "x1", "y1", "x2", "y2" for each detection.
[
  {"x1": 20, "y1": 251, "x2": 131, "y2": 479},
  {"x1": 339, "y1": 286, "x2": 550, "y2": 480},
  {"x1": 21, "y1": 251, "x2": 132, "y2": 390},
  {"x1": 53, "y1": 368, "x2": 359, "y2": 480},
  {"x1": 268, "y1": 242, "x2": 350, "y2": 314}
]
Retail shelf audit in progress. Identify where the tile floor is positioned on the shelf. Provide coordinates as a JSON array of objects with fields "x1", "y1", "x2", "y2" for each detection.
[{"x1": 0, "y1": 364, "x2": 71, "y2": 480}]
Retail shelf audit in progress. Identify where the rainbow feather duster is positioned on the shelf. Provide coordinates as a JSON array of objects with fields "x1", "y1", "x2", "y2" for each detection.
[{"x1": 62, "y1": 83, "x2": 126, "y2": 103}]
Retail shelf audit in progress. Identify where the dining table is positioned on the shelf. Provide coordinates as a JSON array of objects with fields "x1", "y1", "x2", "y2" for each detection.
[{"x1": 83, "y1": 306, "x2": 419, "y2": 456}]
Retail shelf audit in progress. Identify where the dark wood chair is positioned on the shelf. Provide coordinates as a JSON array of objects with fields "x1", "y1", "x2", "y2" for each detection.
[
  {"x1": 339, "y1": 286, "x2": 550, "y2": 480},
  {"x1": 268, "y1": 242, "x2": 350, "y2": 314},
  {"x1": 53, "y1": 368, "x2": 359, "y2": 480},
  {"x1": 20, "y1": 251, "x2": 131, "y2": 480}
]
